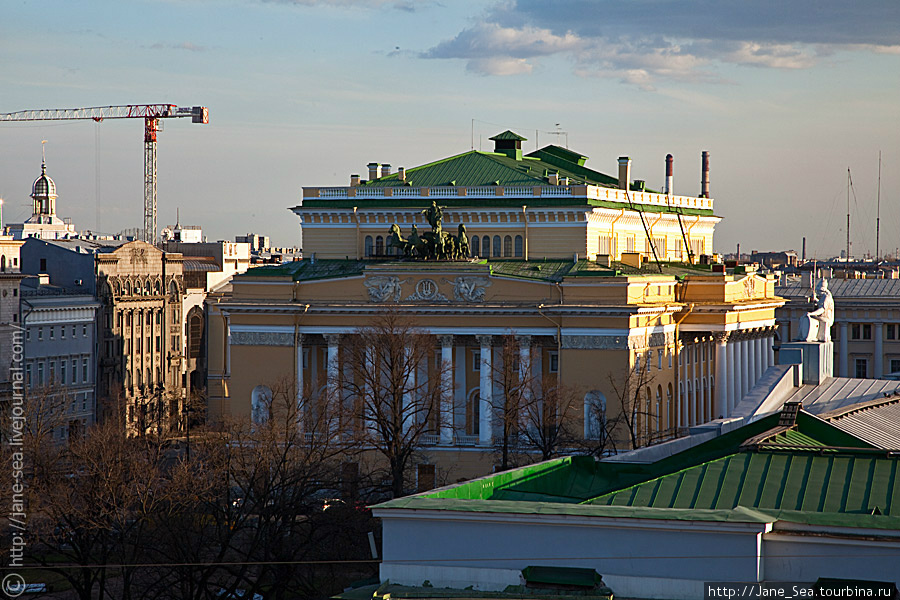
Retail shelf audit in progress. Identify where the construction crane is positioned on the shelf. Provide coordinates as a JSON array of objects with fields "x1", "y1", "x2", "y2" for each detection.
[{"x1": 1, "y1": 104, "x2": 209, "y2": 243}]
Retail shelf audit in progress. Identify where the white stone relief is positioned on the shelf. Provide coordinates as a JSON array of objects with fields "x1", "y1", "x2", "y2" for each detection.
[
  {"x1": 364, "y1": 276, "x2": 406, "y2": 303},
  {"x1": 446, "y1": 276, "x2": 492, "y2": 302},
  {"x1": 404, "y1": 278, "x2": 449, "y2": 302}
]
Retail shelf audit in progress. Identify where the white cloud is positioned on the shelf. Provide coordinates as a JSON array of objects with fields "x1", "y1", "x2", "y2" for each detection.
[{"x1": 423, "y1": 0, "x2": 900, "y2": 87}]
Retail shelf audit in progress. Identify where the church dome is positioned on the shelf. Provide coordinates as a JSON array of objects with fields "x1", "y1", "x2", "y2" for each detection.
[{"x1": 31, "y1": 161, "x2": 57, "y2": 200}]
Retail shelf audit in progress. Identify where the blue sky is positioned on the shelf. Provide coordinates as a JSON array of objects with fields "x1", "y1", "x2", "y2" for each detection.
[{"x1": 2, "y1": 0, "x2": 898, "y2": 259}]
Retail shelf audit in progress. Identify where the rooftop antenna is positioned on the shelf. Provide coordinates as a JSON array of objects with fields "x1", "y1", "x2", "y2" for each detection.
[
  {"x1": 876, "y1": 151, "x2": 882, "y2": 261},
  {"x1": 549, "y1": 123, "x2": 569, "y2": 148},
  {"x1": 847, "y1": 168, "x2": 851, "y2": 261}
]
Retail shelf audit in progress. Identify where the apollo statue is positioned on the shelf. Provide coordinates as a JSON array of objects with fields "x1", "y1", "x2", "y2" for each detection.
[{"x1": 799, "y1": 278, "x2": 834, "y2": 342}]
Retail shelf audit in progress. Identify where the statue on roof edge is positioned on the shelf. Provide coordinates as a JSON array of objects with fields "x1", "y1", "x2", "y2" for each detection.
[{"x1": 386, "y1": 201, "x2": 469, "y2": 260}]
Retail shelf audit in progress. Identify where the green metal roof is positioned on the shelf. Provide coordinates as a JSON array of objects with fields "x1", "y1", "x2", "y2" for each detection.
[
  {"x1": 243, "y1": 259, "x2": 366, "y2": 282},
  {"x1": 373, "y1": 409, "x2": 900, "y2": 530},
  {"x1": 588, "y1": 450, "x2": 900, "y2": 518}
]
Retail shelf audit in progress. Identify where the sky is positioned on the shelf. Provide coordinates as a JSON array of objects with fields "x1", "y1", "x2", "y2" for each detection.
[{"x1": 1, "y1": 0, "x2": 899, "y2": 259}]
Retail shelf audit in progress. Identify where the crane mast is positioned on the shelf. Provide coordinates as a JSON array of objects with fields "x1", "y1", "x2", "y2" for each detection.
[{"x1": 1, "y1": 104, "x2": 208, "y2": 243}]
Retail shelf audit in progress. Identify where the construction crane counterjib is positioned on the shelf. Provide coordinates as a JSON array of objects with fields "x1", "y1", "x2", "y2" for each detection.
[{"x1": 0, "y1": 105, "x2": 208, "y2": 122}]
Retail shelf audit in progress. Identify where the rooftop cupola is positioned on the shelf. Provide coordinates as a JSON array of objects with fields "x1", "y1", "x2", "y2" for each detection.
[
  {"x1": 489, "y1": 130, "x2": 527, "y2": 160},
  {"x1": 31, "y1": 156, "x2": 58, "y2": 218}
]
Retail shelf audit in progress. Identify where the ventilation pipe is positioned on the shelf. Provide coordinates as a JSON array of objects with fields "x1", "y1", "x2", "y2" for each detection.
[
  {"x1": 665, "y1": 153, "x2": 674, "y2": 195},
  {"x1": 367, "y1": 162, "x2": 380, "y2": 181},
  {"x1": 700, "y1": 151, "x2": 710, "y2": 198},
  {"x1": 381, "y1": 164, "x2": 391, "y2": 177},
  {"x1": 398, "y1": 166, "x2": 406, "y2": 182},
  {"x1": 618, "y1": 157, "x2": 631, "y2": 191}
]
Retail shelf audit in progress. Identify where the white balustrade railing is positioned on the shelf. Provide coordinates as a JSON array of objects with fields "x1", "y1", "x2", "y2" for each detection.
[{"x1": 307, "y1": 185, "x2": 713, "y2": 211}]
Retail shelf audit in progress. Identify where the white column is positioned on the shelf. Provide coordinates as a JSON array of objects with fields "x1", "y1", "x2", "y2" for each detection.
[
  {"x1": 224, "y1": 314, "x2": 231, "y2": 376},
  {"x1": 402, "y1": 346, "x2": 412, "y2": 433},
  {"x1": 518, "y1": 335, "x2": 532, "y2": 396},
  {"x1": 678, "y1": 342, "x2": 686, "y2": 427},
  {"x1": 875, "y1": 322, "x2": 884, "y2": 378},
  {"x1": 767, "y1": 329, "x2": 775, "y2": 368},
  {"x1": 715, "y1": 333, "x2": 728, "y2": 420},
  {"x1": 325, "y1": 334, "x2": 340, "y2": 401},
  {"x1": 739, "y1": 335, "x2": 749, "y2": 400},
  {"x1": 699, "y1": 338, "x2": 707, "y2": 423},
  {"x1": 839, "y1": 323, "x2": 849, "y2": 377},
  {"x1": 747, "y1": 334, "x2": 757, "y2": 391},
  {"x1": 295, "y1": 333, "x2": 304, "y2": 429},
  {"x1": 727, "y1": 337, "x2": 737, "y2": 416},
  {"x1": 365, "y1": 345, "x2": 376, "y2": 435},
  {"x1": 756, "y1": 333, "x2": 765, "y2": 379},
  {"x1": 439, "y1": 335, "x2": 454, "y2": 445},
  {"x1": 477, "y1": 335, "x2": 493, "y2": 446}
]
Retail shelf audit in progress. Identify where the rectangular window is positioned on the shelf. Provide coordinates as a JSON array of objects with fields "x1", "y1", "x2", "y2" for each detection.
[
  {"x1": 25, "y1": 364, "x2": 31, "y2": 388},
  {"x1": 549, "y1": 352, "x2": 559, "y2": 373},
  {"x1": 863, "y1": 324, "x2": 872, "y2": 340},
  {"x1": 61, "y1": 327, "x2": 66, "y2": 339},
  {"x1": 38, "y1": 327, "x2": 43, "y2": 341},
  {"x1": 72, "y1": 359, "x2": 78, "y2": 384},
  {"x1": 83, "y1": 358, "x2": 89, "y2": 383},
  {"x1": 855, "y1": 358, "x2": 868, "y2": 379},
  {"x1": 302, "y1": 349, "x2": 309, "y2": 369},
  {"x1": 72, "y1": 325, "x2": 77, "y2": 337},
  {"x1": 473, "y1": 351, "x2": 481, "y2": 372},
  {"x1": 60, "y1": 360, "x2": 67, "y2": 385},
  {"x1": 82, "y1": 324, "x2": 87, "y2": 337},
  {"x1": 49, "y1": 361, "x2": 55, "y2": 382},
  {"x1": 25, "y1": 329, "x2": 30, "y2": 341},
  {"x1": 891, "y1": 359, "x2": 900, "y2": 374},
  {"x1": 156, "y1": 335, "x2": 161, "y2": 352},
  {"x1": 38, "y1": 362, "x2": 44, "y2": 386},
  {"x1": 888, "y1": 324, "x2": 896, "y2": 341},
  {"x1": 50, "y1": 327, "x2": 54, "y2": 340},
  {"x1": 851, "y1": 324, "x2": 861, "y2": 340}
]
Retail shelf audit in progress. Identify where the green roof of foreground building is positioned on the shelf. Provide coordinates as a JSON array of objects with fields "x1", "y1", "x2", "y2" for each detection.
[{"x1": 373, "y1": 408, "x2": 900, "y2": 531}]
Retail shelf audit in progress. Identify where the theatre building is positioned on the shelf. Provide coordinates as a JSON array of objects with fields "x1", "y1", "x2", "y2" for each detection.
[{"x1": 207, "y1": 132, "x2": 784, "y2": 484}]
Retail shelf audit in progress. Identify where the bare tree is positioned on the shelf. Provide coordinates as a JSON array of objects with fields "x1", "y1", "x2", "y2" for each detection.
[
  {"x1": 519, "y1": 379, "x2": 580, "y2": 461},
  {"x1": 340, "y1": 311, "x2": 453, "y2": 498},
  {"x1": 606, "y1": 358, "x2": 657, "y2": 450}
]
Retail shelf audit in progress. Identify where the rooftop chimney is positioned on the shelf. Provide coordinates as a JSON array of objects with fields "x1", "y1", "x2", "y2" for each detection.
[
  {"x1": 617, "y1": 157, "x2": 631, "y2": 191},
  {"x1": 367, "y1": 162, "x2": 380, "y2": 181},
  {"x1": 381, "y1": 164, "x2": 391, "y2": 177},
  {"x1": 665, "y1": 153, "x2": 674, "y2": 196},
  {"x1": 350, "y1": 174, "x2": 360, "y2": 186},
  {"x1": 700, "y1": 151, "x2": 710, "y2": 198},
  {"x1": 398, "y1": 166, "x2": 406, "y2": 182}
]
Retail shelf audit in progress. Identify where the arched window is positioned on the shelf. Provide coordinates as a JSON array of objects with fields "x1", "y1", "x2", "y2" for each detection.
[
  {"x1": 144, "y1": 280, "x2": 151, "y2": 295},
  {"x1": 471, "y1": 235, "x2": 480, "y2": 257},
  {"x1": 169, "y1": 280, "x2": 179, "y2": 297},
  {"x1": 482, "y1": 236, "x2": 490, "y2": 257},
  {"x1": 147, "y1": 368, "x2": 152, "y2": 387},
  {"x1": 492, "y1": 235, "x2": 501, "y2": 257},
  {"x1": 514, "y1": 235, "x2": 523, "y2": 257},
  {"x1": 188, "y1": 310, "x2": 203, "y2": 360},
  {"x1": 584, "y1": 391, "x2": 606, "y2": 440},
  {"x1": 125, "y1": 280, "x2": 132, "y2": 295},
  {"x1": 375, "y1": 236, "x2": 384, "y2": 255},
  {"x1": 364, "y1": 235, "x2": 373, "y2": 257},
  {"x1": 251, "y1": 385, "x2": 273, "y2": 425},
  {"x1": 656, "y1": 385, "x2": 663, "y2": 432},
  {"x1": 667, "y1": 383, "x2": 674, "y2": 427},
  {"x1": 1, "y1": 255, "x2": 6, "y2": 272},
  {"x1": 136, "y1": 369, "x2": 143, "y2": 389},
  {"x1": 465, "y1": 389, "x2": 480, "y2": 436},
  {"x1": 155, "y1": 279, "x2": 162, "y2": 294},
  {"x1": 503, "y1": 235, "x2": 512, "y2": 257}
]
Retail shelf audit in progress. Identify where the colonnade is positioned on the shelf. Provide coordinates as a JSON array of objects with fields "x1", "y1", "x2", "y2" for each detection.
[
  {"x1": 679, "y1": 327, "x2": 776, "y2": 427},
  {"x1": 292, "y1": 332, "x2": 539, "y2": 446}
]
